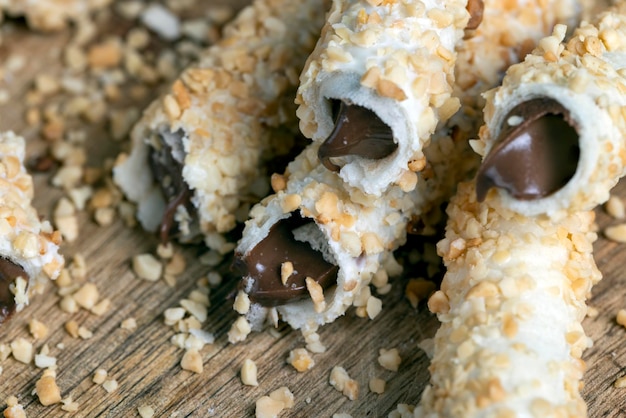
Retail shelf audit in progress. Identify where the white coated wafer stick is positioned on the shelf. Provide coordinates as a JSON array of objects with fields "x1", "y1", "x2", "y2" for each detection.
[
  {"x1": 415, "y1": 181, "x2": 599, "y2": 417},
  {"x1": 296, "y1": 0, "x2": 472, "y2": 196},
  {"x1": 231, "y1": 0, "x2": 587, "y2": 342},
  {"x1": 473, "y1": 1, "x2": 626, "y2": 218},
  {"x1": 114, "y1": 0, "x2": 329, "y2": 253},
  {"x1": 0, "y1": 132, "x2": 64, "y2": 323},
  {"x1": 232, "y1": 141, "x2": 409, "y2": 339}
]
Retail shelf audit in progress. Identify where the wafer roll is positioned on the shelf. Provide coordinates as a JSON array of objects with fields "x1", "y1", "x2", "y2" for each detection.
[
  {"x1": 295, "y1": 0, "x2": 473, "y2": 196},
  {"x1": 1, "y1": 0, "x2": 111, "y2": 31},
  {"x1": 0, "y1": 132, "x2": 64, "y2": 324},
  {"x1": 414, "y1": 181, "x2": 599, "y2": 417},
  {"x1": 232, "y1": 141, "x2": 412, "y2": 335},
  {"x1": 114, "y1": 0, "x2": 328, "y2": 252},
  {"x1": 410, "y1": 0, "x2": 584, "y2": 232},
  {"x1": 473, "y1": 2, "x2": 626, "y2": 218}
]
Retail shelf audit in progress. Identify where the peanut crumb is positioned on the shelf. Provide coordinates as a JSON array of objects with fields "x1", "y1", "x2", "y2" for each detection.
[
  {"x1": 241, "y1": 358, "x2": 259, "y2": 386},
  {"x1": 29, "y1": 319, "x2": 49, "y2": 340},
  {"x1": 132, "y1": 253, "x2": 163, "y2": 281},
  {"x1": 93, "y1": 369, "x2": 107, "y2": 385},
  {"x1": 329, "y1": 366, "x2": 359, "y2": 400},
  {"x1": 102, "y1": 379, "x2": 119, "y2": 393},
  {"x1": 120, "y1": 318, "x2": 137, "y2": 331},
  {"x1": 369, "y1": 377, "x2": 386, "y2": 394},
  {"x1": 61, "y1": 396, "x2": 79, "y2": 412},
  {"x1": 10, "y1": 338, "x2": 33, "y2": 364},
  {"x1": 378, "y1": 348, "x2": 401, "y2": 372},
  {"x1": 617, "y1": 309, "x2": 626, "y2": 327},
  {"x1": 287, "y1": 348, "x2": 315, "y2": 372},
  {"x1": 36, "y1": 370, "x2": 62, "y2": 406},
  {"x1": 255, "y1": 387, "x2": 294, "y2": 418},
  {"x1": 138, "y1": 405, "x2": 155, "y2": 418},
  {"x1": 181, "y1": 349, "x2": 203, "y2": 373}
]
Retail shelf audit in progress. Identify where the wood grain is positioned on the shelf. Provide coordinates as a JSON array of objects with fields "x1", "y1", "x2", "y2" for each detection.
[{"x1": 1, "y1": 2, "x2": 626, "y2": 417}]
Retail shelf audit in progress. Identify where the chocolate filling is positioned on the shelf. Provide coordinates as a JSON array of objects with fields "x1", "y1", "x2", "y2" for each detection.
[
  {"x1": 476, "y1": 98, "x2": 580, "y2": 202},
  {"x1": 148, "y1": 130, "x2": 196, "y2": 243},
  {"x1": 233, "y1": 213, "x2": 338, "y2": 307},
  {"x1": 318, "y1": 100, "x2": 397, "y2": 172},
  {"x1": 0, "y1": 258, "x2": 28, "y2": 324},
  {"x1": 466, "y1": 0, "x2": 484, "y2": 30}
]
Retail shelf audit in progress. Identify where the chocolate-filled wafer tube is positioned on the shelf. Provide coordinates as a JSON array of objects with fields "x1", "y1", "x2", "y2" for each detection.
[
  {"x1": 230, "y1": 0, "x2": 588, "y2": 341},
  {"x1": 413, "y1": 181, "x2": 599, "y2": 417},
  {"x1": 0, "y1": 132, "x2": 64, "y2": 324},
  {"x1": 409, "y1": 0, "x2": 585, "y2": 232},
  {"x1": 113, "y1": 0, "x2": 329, "y2": 252},
  {"x1": 473, "y1": 1, "x2": 626, "y2": 217},
  {"x1": 295, "y1": 0, "x2": 475, "y2": 196},
  {"x1": 231, "y1": 141, "x2": 413, "y2": 338}
]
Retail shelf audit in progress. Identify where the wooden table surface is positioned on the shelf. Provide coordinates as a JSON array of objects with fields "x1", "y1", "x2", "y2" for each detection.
[{"x1": 1, "y1": 1, "x2": 626, "y2": 417}]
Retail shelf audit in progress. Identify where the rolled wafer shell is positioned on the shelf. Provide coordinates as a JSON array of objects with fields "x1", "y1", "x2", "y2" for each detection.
[
  {"x1": 415, "y1": 181, "x2": 599, "y2": 417},
  {"x1": 114, "y1": 0, "x2": 329, "y2": 252},
  {"x1": 473, "y1": 1, "x2": 626, "y2": 217},
  {"x1": 295, "y1": 0, "x2": 472, "y2": 196},
  {"x1": 0, "y1": 132, "x2": 64, "y2": 323}
]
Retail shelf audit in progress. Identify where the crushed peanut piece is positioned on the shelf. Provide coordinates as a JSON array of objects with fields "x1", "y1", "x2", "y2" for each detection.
[
  {"x1": 93, "y1": 369, "x2": 108, "y2": 385},
  {"x1": 617, "y1": 309, "x2": 626, "y2": 327},
  {"x1": 181, "y1": 349, "x2": 203, "y2": 373},
  {"x1": 36, "y1": 370, "x2": 62, "y2": 406},
  {"x1": 10, "y1": 338, "x2": 33, "y2": 364},
  {"x1": 378, "y1": 348, "x2": 401, "y2": 372},
  {"x1": 132, "y1": 254, "x2": 163, "y2": 281},
  {"x1": 29, "y1": 319, "x2": 49, "y2": 340},
  {"x1": 61, "y1": 396, "x2": 80, "y2": 412},
  {"x1": 241, "y1": 359, "x2": 259, "y2": 386},
  {"x1": 138, "y1": 405, "x2": 155, "y2": 418},
  {"x1": 287, "y1": 348, "x2": 315, "y2": 372},
  {"x1": 329, "y1": 366, "x2": 359, "y2": 400},
  {"x1": 73, "y1": 283, "x2": 99, "y2": 310},
  {"x1": 369, "y1": 377, "x2": 386, "y2": 394},
  {"x1": 120, "y1": 318, "x2": 138, "y2": 330},
  {"x1": 102, "y1": 379, "x2": 119, "y2": 393}
]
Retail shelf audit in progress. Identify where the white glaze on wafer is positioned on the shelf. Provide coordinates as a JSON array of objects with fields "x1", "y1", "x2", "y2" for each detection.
[
  {"x1": 474, "y1": 1, "x2": 626, "y2": 217},
  {"x1": 114, "y1": 0, "x2": 329, "y2": 251},
  {"x1": 0, "y1": 132, "x2": 64, "y2": 312},
  {"x1": 414, "y1": 181, "x2": 599, "y2": 417},
  {"x1": 296, "y1": 0, "x2": 470, "y2": 196}
]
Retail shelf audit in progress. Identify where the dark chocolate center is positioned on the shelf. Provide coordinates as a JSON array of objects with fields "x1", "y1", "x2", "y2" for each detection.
[
  {"x1": 233, "y1": 213, "x2": 338, "y2": 307},
  {"x1": 0, "y1": 258, "x2": 28, "y2": 324},
  {"x1": 318, "y1": 100, "x2": 397, "y2": 172},
  {"x1": 476, "y1": 98, "x2": 580, "y2": 202},
  {"x1": 148, "y1": 130, "x2": 195, "y2": 243},
  {"x1": 466, "y1": 0, "x2": 484, "y2": 30}
]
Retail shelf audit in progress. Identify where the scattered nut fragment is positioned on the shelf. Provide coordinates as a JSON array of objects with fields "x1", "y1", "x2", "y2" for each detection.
[
  {"x1": 255, "y1": 387, "x2": 294, "y2": 418},
  {"x1": 4, "y1": 396, "x2": 26, "y2": 418},
  {"x1": 120, "y1": 318, "x2": 137, "y2": 330},
  {"x1": 369, "y1": 377, "x2": 386, "y2": 394},
  {"x1": 378, "y1": 348, "x2": 401, "y2": 372},
  {"x1": 78, "y1": 326, "x2": 93, "y2": 340},
  {"x1": 65, "y1": 320, "x2": 80, "y2": 338},
  {"x1": 102, "y1": 379, "x2": 119, "y2": 393},
  {"x1": 138, "y1": 405, "x2": 155, "y2": 418},
  {"x1": 329, "y1": 366, "x2": 359, "y2": 401},
  {"x1": 36, "y1": 370, "x2": 62, "y2": 406},
  {"x1": 34, "y1": 354, "x2": 57, "y2": 369},
  {"x1": 10, "y1": 338, "x2": 33, "y2": 364},
  {"x1": 587, "y1": 306, "x2": 599, "y2": 318},
  {"x1": 605, "y1": 223, "x2": 626, "y2": 243},
  {"x1": 241, "y1": 358, "x2": 259, "y2": 386},
  {"x1": 29, "y1": 319, "x2": 49, "y2": 340},
  {"x1": 181, "y1": 349, "x2": 203, "y2": 373},
  {"x1": 132, "y1": 253, "x2": 163, "y2": 281},
  {"x1": 228, "y1": 317, "x2": 251, "y2": 344},
  {"x1": 287, "y1": 348, "x2": 315, "y2": 372},
  {"x1": 61, "y1": 396, "x2": 80, "y2": 412},
  {"x1": 0, "y1": 344, "x2": 11, "y2": 361},
  {"x1": 615, "y1": 376, "x2": 626, "y2": 388},
  {"x1": 91, "y1": 298, "x2": 111, "y2": 316},
  {"x1": 617, "y1": 309, "x2": 626, "y2": 327},
  {"x1": 73, "y1": 282, "x2": 99, "y2": 310},
  {"x1": 93, "y1": 369, "x2": 108, "y2": 385},
  {"x1": 606, "y1": 195, "x2": 626, "y2": 219},
  {"x1": 233, "y1": 290, "x2": 250, "y2": 315}
]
